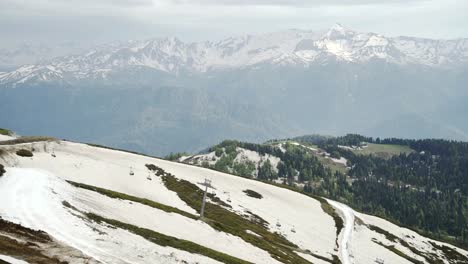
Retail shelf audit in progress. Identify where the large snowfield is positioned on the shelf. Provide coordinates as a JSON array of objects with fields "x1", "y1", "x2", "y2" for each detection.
[{"x1": 0, "y1": 140, "x2": 467, "y2": 263}]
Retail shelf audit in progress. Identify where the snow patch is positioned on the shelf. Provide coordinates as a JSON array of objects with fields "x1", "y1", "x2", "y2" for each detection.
[
  {"x1": 331, "y1": 157, "x2": 348, "y2": 165},
  {"x1": 0, "y1": 255, "x2": 29, "y2": 264},
  {"x1": 234, "y1": 147, "x2": 281, "y2": 171},
  {"x1": 0, "y1": 134, "x2": 15, "y2": 141}
]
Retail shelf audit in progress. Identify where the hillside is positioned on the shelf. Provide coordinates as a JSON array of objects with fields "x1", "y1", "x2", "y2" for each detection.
[
  {"x1": 177, "y1": 139, "x2": 349, "y2": 179},
  {"x1": 177, "y1": 134, "x2": 468, "y2": 249},
  {"x1": 1, "y1": 135, "x2": 467, "y2": 263},
  {"x1": 176, "y1": 137, "x2": 415, "y2": 186}
]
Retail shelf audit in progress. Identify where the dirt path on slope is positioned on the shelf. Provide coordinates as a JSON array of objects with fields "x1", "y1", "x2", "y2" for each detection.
[{"x1": 328, "y1": 200, "x2": 355, "y2": 264}]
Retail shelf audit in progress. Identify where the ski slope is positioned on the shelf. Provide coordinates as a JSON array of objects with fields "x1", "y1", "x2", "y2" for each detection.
[
  {"x1": 328, "y1": 200, "x2": 355, "y2": 264},
  {"x1": 0, "y1": 139, "x2": 467, "y2": 264},
  {"x1": 0, "y1": 168, "x2": 224, "y2": 264}
]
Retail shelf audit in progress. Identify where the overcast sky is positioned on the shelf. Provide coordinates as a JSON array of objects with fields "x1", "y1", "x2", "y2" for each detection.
[{"x1": 1, "y1": 0, "x2": 467, "y2": 48}]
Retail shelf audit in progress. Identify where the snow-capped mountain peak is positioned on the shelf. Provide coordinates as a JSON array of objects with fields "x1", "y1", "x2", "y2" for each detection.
[
  {"x1": 324, "y1": 23, "x2": 355, "y2": 39},
  {"x1": 1, "y1": 25, "x2": 468, "y2": 85}
]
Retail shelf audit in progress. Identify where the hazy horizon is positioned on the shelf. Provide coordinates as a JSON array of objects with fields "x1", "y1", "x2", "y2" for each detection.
[{"x1": 1, "y1": 0, "x2": 467, "y2": 49}]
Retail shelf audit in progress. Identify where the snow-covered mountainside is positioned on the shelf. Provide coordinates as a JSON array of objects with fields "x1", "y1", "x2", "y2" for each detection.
[
  {"x1": 2, "y1": 24, "x2": 468, "y2": 85},
  {"x1": 180, "y1": 147, "x2": 281, "y2": 176},
  {"x1": 1, "y1": 137, "x2": 467, "y2": 263},
  {"x1": 179, "y1": 140, "x2": 348, "y2": 182}
]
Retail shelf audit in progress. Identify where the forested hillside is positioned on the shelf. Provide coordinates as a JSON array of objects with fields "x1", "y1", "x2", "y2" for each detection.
[{"x1": 176, "y1": 134, "x2": 468, "y2": 248}]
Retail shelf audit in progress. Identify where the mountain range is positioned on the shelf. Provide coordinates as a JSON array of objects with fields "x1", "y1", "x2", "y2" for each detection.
[
  {"x1": 1, "y1": 24, "x2": 468, "y2": 155},
  {"x1": 2, "y1": 24, "x2": 468, "y2": 84}
]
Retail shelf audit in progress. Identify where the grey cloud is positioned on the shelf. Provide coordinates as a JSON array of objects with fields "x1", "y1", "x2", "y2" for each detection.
[
  {"x1": 0, "y1": 0, "x2": 466, "y2": 49},
  {"x1": 54, "y1": 0, "x2": 154, "y2": 6},
  {"x1": 173, "y1": 0, "x2": 427, "y2": 7},
  {"x1": 0, "y1": 0, "x2": 152, "y2": 13}
]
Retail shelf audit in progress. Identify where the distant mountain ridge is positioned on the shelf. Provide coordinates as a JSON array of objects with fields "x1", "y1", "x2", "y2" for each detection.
[
  {"x1": 1, "y1": 25, "x2": 468, "y2": 155},
  {"x1": 2, "y1": 24, "x2": 468, "y2": 85}
]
